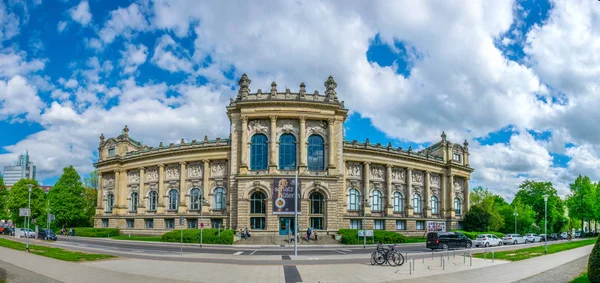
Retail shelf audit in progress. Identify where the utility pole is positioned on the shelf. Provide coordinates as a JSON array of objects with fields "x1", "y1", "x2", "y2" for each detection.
[
  {"x1": 544, "y1": 195, "x2": 549, "y2": 254},
  {"x1": 363, "y1": 196, "x2": 366, "y2": 249},
  {"x1": 294, "y1": 167, "x2": 298, "y2": 256},
  {"x1": 513, "y1": 208, "x2": 518, "y2": 234},
  {"x1": 26, "y1": 184, "x2": 33, "y2": 252}
]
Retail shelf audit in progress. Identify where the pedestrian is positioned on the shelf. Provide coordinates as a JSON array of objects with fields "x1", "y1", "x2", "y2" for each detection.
[
  {"x1": 244, "y1": 227, "x2": 250, "y2": 239},
  {"x1": 314, "y1": 230, "x2": 318, "y2": 242},
  {"x1": 306, "y1": 227, "x2": 312, "y2": 241}
]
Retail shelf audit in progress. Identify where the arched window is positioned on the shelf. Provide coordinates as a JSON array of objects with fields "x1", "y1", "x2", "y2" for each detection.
[
  {"x1": 412, "y1": 194, "x2": 422, "y2": 214},
  {"x1": 279, "y1": 134, "x2": 296, "y2": 170},
  {"x1": 250, "y1": 134, "x2": 268, "y2": 170},
  {"x1": 148, "y1": 191, "x2": 158, "y2": 211},
  {"x1": 393, "y1": 192, "x2": 403, "y2": 212},
  {"x1": 250, "y1": 191, "x2": 266, "y2": 214},
  {"x1": 105, "y1": 193, "x2": 114, "y2": 213},
  {"x1": 370, "y1": 190, "x2": 382, "y2": 212},
  {"x1": 310, "y1": 192, "x2": 324, "y2": 214},
  {"x1": 130, "y1": 192, "x2": 139, "y2": 212},
  {"x1": 213, "y1": 187, "x2": 225, "y2": 210},
  {"x1": 347, "y1": 188, "x2": 360, "y2": 211},
  {"x1": 168, "y1": 189, "x2": 179, "y2": 211},
  {"x1": 307, "y1": 135, "x2": 325, "y2": 171},
  {"x1": 454, "y1": 197, "x2": 462, "y2": 215},
  {"x1": 430, "y1": 196, "x2": 439, "y2": 214},
  {"x1": 190, "y1": 188, "x2": 201, "y2": 210}
]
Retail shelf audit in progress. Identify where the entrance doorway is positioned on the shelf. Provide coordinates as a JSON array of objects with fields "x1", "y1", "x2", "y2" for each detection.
[{"x1": 279, "y1": 217, "x2": 295, "y2": 236}]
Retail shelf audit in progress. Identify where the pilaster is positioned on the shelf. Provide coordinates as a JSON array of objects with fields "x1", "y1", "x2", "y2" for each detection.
[
  {"x1": 327, "y1": 118, "x2": 336, "y2": 171},
  {"x1": 464, "y1": 178, "x2": 470, "y2": 214},
  {"x1": 158, "y1": 164, "x2": 165, "y2": 211},
  {"x1": 406, "y1": 167, "x2": 413, "y2": 216},
  {"x1": 440, "y1": 173, "x2": 446, "y2": 217},
  {"x1": 269, "y1": 115, "x2": 277, "y2": 171},
  {"x1": 180, "y1": 162, "x2": 187, "y2": 208},
  {"x1": 96, "y1": 172, "x2": 103, "y2": 209},
  {"x1": 203, "y1": 160, "x2": 210, "y2": 213},
  {"x1": 385, "y1": 165, "x2": 393, "y2": 215},
  {"x1": 424, "y1": 171, "x2": 431, "y2": 217},
  {"x1": 240, "y1": 116, "x2": 248, "y2": 172},
  {"x1": 363, "y1": 162, "x2": 371, "y2": 216},
  {"x1": 449, "y1": 174, "x2": 456, "y2": 218},
  {"x1": 299, "y1": 116, "x2": 307, "y2": 168},
  {"x1": 139, "y1": 167, "x2": 145, "y2": 210}
]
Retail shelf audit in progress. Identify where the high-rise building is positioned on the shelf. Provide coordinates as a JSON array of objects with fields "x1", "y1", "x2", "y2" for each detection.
[{"x1": 3, "y1": 151, "x2": 36, "y2": 186}]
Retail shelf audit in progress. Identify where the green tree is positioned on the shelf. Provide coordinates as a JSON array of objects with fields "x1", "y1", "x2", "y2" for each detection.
[
  {"x1": 514, "y1": 180, "x2": 566, "y2": 233},
  {"x1": 84, "y1": 170, "x2": 98, "y2": 190},
  {"x1": 7, "y1": 179, "x2": 47, "y2": 228},
  {"x1": 566, "y1": 175, "x2": 596, "y2": 233},
  {"x1": 468, "y1": 187, "x2": 505, "y2": 231},
  {"x1": 0, "y1": 174, "x2": 8, "y2": 219},
  {"x1": 83, "y1": 188, "x2": 97, "y2": 227},
  {"x1": 589, "y1": 235, "x2": 600, "y2": 283},
  {"x1": 500, "y1": 199, "x2": 536, "y2": 234},
  {"x1": 464, "y1": 204, "x2": 492, "y2": 231},
  {"x1": 48, "y1": 166, "x2": 88, "y2": 227}
]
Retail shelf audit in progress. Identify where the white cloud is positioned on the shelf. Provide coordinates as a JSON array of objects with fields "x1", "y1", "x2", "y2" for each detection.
[
  {"x1": 69, "y1": 1, "x2": 92, "y2": 26},
  {"x1": 0, "y1": 76, "x2": 45, "y2": 122},
  {"x1": 119, "y1": 43, "x2": 148, "y2": 74},
  {"x1": 57, "y1": 21, "x2": 67, "y2": 33},
  {"x1": 150, "y1": 35, "x2": 192, "y2": 73},
  {"x1": 0, "y1": 49, "x2": 45, "y2": 78},
  {"x1": 98, "y1": 2, "x2": 149, "y2": 44},
  {"x1": 0, "y1": 0, "x2": 20, "y2": 42}
]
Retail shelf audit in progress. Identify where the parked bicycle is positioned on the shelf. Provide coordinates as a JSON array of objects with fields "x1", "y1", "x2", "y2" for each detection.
[{"x1": 370, "y1": 243, "x2": 404, "y2": 266}]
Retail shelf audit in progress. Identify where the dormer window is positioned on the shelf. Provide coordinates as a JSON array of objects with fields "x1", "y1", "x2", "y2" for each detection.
[
  {"x1": 453, "y1": 153, "x2": 461, "y2": 162},
  {"x1": 108, "y1": 148, "x2": 116, "y2": 157}
]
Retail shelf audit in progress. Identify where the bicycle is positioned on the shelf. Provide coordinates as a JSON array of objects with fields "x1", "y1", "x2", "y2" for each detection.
[{"x1": 370, "y1": 243, "x2": 404, "y2": 266}]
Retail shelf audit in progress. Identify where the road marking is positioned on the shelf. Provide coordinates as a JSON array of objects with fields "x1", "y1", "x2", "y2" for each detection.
[
  {"x1": 341, "y1": 249, "x2": 351, "y2": 252},
  {"x1": 334, "y1": 250, "x2": 346, "y2": 255},
  {"x1": 250, "y1": 250, "x2": 257, "y2": 255},
  {"x1": 233, "y1": 251, "x2": 243, "y2": 255}
]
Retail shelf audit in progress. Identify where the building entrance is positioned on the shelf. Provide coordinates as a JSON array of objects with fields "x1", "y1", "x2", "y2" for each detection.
[{"x1": 279, "y1": 217, "x2": 295, "y2": 236}]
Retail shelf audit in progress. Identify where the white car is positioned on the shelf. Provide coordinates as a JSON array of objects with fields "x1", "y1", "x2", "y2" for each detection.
[
  {"x1": 560, "y1": 232, "x2": 568, "y2": 240},
  {"x1": 19, "y1": 228, "x2": 37, "y2": 238},
  {"x1": 524, "y1": 233, "x2": 541, "y2": 243},
  {"x1": 475, "y1": 234, "x2": 503, "y2": 247},
  {"x1": 502, "y1": 234, "x2": 526, "y2": 245}
]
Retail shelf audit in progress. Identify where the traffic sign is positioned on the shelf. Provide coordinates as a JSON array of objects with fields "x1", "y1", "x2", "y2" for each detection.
[
  {"x1": 200, "y1": 222, "x2": 204, "y2": 228},
  {"x1": 19, "y1": 208, "x2": 30, "y2": 217}
]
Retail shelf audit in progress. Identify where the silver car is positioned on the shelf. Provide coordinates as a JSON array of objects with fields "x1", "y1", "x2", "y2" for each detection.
[
  {"x1": 524, "y1": 233, "x2": 541, "y2": 243},
  {"x1": 502, "y1": 234, "x2": 526, "y2": 245},
  {"x1": 475, "y1": 234, "x2": 503, "y2": 247}
]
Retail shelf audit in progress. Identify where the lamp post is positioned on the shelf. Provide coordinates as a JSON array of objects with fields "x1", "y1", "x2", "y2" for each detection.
[
  {"x1": 26, "y1": 184, "x2": 33, "y2": 252},
  {"x1": 513, "y1": 209, "x2": 518, "y2": 234},
  {"x1": 543, "y1": 194, "x2": 549, "y2": 254},
  {"x1": 294, "y1": 167, "x2": 298, "y2": 256},
  {"x1": 363, "y1": 195, "x2": 367, "y2": 249},
  {"x1": 200, "y1": 199, "x2": 209, "y2": 247}
]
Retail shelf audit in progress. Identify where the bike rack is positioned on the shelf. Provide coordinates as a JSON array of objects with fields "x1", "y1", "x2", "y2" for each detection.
[
  {"x1": 492, "y1": 251, "x2": 495, "y2": 263},
  {"x1": 411, "y1": 257, "x2": 415, "y2": 271},
  {"x1": 421, "y1": 251, "x2": 424, "y2": 263}
]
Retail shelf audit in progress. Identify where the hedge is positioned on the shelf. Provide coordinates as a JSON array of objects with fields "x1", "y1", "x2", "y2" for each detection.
[
  {"x1": 453, "y1": 230, "x2": 504, "y2": 240},
  {"x1": 162, "y1": 229, "x2": 234, "y2": 245},
  {"x1": 338, "y1": 229, "x2": 406, "y2": 245},
  {"x1": 589, "y1": 235, "x2": 600, "y2": 283},
  {"x1": 73, "y1": 228, "x2": 120, "y2": 237}
]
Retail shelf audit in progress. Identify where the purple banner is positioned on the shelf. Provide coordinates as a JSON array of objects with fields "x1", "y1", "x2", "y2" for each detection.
[{"x1": 272, "y1": 178, "x2": 301, "y2": 214}]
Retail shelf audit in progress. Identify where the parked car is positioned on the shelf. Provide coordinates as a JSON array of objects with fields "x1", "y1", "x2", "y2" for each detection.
[
  {"x1": 524, "y1": 233, "x2": 541, "y2": 243},
  {"x1": 426, "y1": 232, "x2": 473, "y2": 250},
  {"x1": 560, "y1": 232, "x2": 568, "y2": 240},
  {"x1": 19, "y1": 228, "x2": 36, "y2": 238},
  {"x1": 574, "y1": 231, "x2": 581, "y2": 238},
  {"x1": 502, "y1": 234, "x2": 526, "y2": 245},
  {"x1": 549, "y1": 233, "x2": 559, "y2": 241},
  {"x1": 475, "y1": 234, "x2": 503, "y2": 247},
  {"x1": 38, "y1": 229, "x2": 57, "y2": 241}
]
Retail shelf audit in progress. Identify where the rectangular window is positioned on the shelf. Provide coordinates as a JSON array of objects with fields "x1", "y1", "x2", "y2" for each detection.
[
  {"x1": 250, "y1": 217, "x2": 265, "y2": 230},
  {"x1": 165, "y1": 219, "x2": 175, "y2": 229},
  {"x1": 211, "y1": 219, "x2": 223, "y2": 229},
  {"x1": 102, "y1": 219, "x2": 109, "y2": 228},
  {"x1": 310, "y1": 217, "x2": 324, "y2": 230},
  {"x1": 145, "y1": 219, "x2": 154, "y2": 229},
  {"x1": 350, "y1": 219, "x2": 362, "y2": 229},
  {"x1": 396, "y1": 220, "x2": 406, "y2": 230},
  {"x1": 108, "y1": 148, "x2": 115, "y2": 157},
  {"x1": 453, "y1": 153, "x2": 461, "y2": 162},
  {"x1": 126, "y1": 219, "x2": 134, "y2": 228},
  {"x1": 416, "y1": 220, "x2": 425, "y2": 230},
  {"x1": 187, "y1": 219, "x2": 198, "y2": 229},
  {"x1": 374, "y1": 220, "x2": 384, "y2": 230}
]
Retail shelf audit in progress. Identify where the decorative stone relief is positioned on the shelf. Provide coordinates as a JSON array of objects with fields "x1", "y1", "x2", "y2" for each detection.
[
  {"x1": 430, "y1": 174, "x2": 440, "y2": 188},
  {"x1": 370, "y1": 165, "x2": 384, "y2": 180},
  {"x1": 306, "y1": 120, "x2": 327, "y2": 137},
  {"x1": 248, "y1": 120, "x2": 269, "y2": 136},
  {"x1": 148, "y1": 183, "x2": 158, "y2": 193},
  {"x1": 145, "y1": 167, "x2": 158, "y2": 182},
  {"x1": 277, "y1": 119, "x2": 299, "y2": 136},
  {"x1": 103, "y1": 173, "x2": 115, "y2": 187},
  {"x1": 346, "y1": 162, "x2": 362, "y2": 178},
  {"x1": 412, "y1": 171, "x2": 424, "y2": 185},
  {"x1": 431, "y1": 186, "x2": 439, "y2": 197},
  {"x1": 127, "y1": 170, "x2": 140, "y2": 184},
  {"x1": 454, "y1": 178, "x2": 463, "y2": 191},
  {"x1": 391, "y1": 168, "x2": 405, "y2": 182},
  {"x1": 165, "y1": 166, "x2": 180, "y2": 180},
  {"x1": 413, "y1": 185, "x2": 422, "y2": 195},
  {"x1": 187, "y1": 163, "x2": 203, "y2": 179},
  {"x1": 211, "y1": 160, "x2": 227, "y2": 177}
]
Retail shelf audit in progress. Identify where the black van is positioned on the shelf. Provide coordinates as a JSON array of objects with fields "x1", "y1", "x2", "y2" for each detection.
[{"x1": 426, "y1": 232, "x2": 472, "y2": 250}]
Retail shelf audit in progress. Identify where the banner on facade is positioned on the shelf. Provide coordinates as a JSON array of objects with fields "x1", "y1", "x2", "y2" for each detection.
[
  {"x1": 427, "y1": 221, "x2": 446, "y2": 232},
  {"x1": 272, "y1": 178, "x2": 301, "y2": 214}
]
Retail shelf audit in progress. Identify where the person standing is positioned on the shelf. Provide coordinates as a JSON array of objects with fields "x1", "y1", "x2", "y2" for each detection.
[
  {"x1": 314, "y1": 229, "x2": 318, "y2": 242},
  {"x1": 306, "y1": 227, "x2": 312, "y2": 241}
]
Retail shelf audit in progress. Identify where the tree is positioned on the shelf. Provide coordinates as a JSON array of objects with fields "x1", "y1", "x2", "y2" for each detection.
[
  {"x1": 566, "y1": 176, "x2": 596, "y2": 233},
  {"x1": 468, "y1": 187, "x2": 505, "y2": 231},
  {"x1": 500, "y1": 199, "x2": 536, "y2": 234},
  {"x1": 48, "y1": 166, "x2": 88, "y2": 227},
  {"x1": 514, "y1": 180, "x2": 566, "y2": 233},
  {"x1": 0, "y1": 174, "x2": 8, "y2": 219},
  {"x1": 83, "y1": 188, "x2": 97, "y2": 227},
  {"x1": 84, "y1": 170, "x2": 98, "y2": 190},
  {"x1": 589, "y1": 235, "x2": 600, "y2": 283},
  {"x1": 464, "y1": 205, "x2": 492, "y2": 231},
  {"x1": 7, "y1": 179, "x2": 47, "y2": 228}
]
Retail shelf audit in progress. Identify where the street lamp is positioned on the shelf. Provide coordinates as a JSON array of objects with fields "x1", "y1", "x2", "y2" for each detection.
[
  {"x1": 543, "y1": 194, "x2": 549, "y2": 254},
  {"x1": 26, "y1": 184, "x2": 33, "y2": 252},
  {"x1": 513, "y1": 209, "x2": 518, "y2": 234},
  {"x1": 362, "y1": 195, "x2": 367, "y2": 249}
]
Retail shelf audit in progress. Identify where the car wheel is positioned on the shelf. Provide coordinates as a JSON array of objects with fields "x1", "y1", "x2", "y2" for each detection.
[
  {"x1": 485, "y1": 242, "x2": 489, "y2": 247},
  {"x1": 44, "y1": 236, "x2": 48, "y2": 240},
  {"x1": 498, "y1": 241, "x2": 503, "y2": 246},
  {"x1": 441, "y1": 244, "x2": 449, "y2": 250},
  {"x1": 466, "y1": 242, "x2": 472, "y2": 249}
]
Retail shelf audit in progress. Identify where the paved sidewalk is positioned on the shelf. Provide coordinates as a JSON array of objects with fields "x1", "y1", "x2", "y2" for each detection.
[{"x1": 515, "y1": 255, "x2": 589, "y2": 283}]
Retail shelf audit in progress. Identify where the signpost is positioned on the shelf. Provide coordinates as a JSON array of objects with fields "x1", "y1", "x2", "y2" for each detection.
[
  {"x1": 47, "y1": 214, "x2": 55, "y2": 230},
  {"x1": 19, "y1": 208, "x2": 30, "y2": 217},
  {"x1": 180, "y1": 216, "x2": 184, "y2": 255},
  {"x1": 358, "y1": 230, "x2": 375, "y2": 243}
]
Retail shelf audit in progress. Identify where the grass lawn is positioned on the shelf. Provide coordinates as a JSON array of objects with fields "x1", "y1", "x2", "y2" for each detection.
[
  {"x1": 404, "y1": 237, "x2": 427, "y2": 243},
  {"x1": 473, "y1": 239, "x2": 596, "y2": 261},
  {"x1": 0, "y1": 238, "x2": 115, "y2": 262},
  {"x1": 571, "y1": 272, "x2": 591, "y2": 283},
  {"x1": 111, "y1": 235, "x2": 163, "y2": 242}
]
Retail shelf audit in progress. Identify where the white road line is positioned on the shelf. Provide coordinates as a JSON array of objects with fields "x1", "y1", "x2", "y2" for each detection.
[
  {"x1": 233, "y1": 251, "x2": 243, "y2": 255},
  {"x1": 334, "y1": 250, "x2": 346, "y2": 255},
  {"x1": 341, "y1": 249, "x2": 351, "y2": 252},
  {"x1": 250, "y1": 250, "x2": 257, "y2": 255}
]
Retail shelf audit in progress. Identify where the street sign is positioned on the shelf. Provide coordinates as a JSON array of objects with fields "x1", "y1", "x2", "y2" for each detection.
[
  {"x1": 358, "y1": 230, "x2": 374, "y2": 237},
  {"x1": 19, "y1": 208, "x2": 30, "y2": 217},
  {"x1": 200, "y1": 222, "x2": 204, "y2": 228},
  {"x1": 48, "y1": 214, "x2": 55, "y2": 222},
  {"x1": 180, "y1": 216, "x2": 184, "y2": 226}
]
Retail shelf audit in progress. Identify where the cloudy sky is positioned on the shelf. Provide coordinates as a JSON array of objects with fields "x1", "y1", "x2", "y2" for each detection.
[{"x1": 0, "y1": 0, "x2": 597, "y2": 200}]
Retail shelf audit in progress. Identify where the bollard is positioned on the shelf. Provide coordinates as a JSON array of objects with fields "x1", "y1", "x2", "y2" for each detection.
[
  {"x1": 470, "y1": 254, "x2": 472, "y2": 266},
  {"x1": 453, "y1": 249, "x2": 456, "y2": 259},
  {"x1": 405, "y1": 252, "x2": 408, "y2": 262},
  {"x1": 440, "y1": 254, "x2": 443, "y2": 267},
  {"x1": 412, "y1": 257, "x2": 415, "y2": 271},
  {"x1": 447, "y1": 250, "x2": 450, "y2": 260},
  {"x1": 409, "y1": 261, "x2": 412, "y2": 275},
  {"x1": 421, "y1": 252, "x2": 424, "y2": 263},
  {"x1": 443, "y1": 257, "x2": 445, "y2": 270},
  {"x1": 492, "y1": 251, "x2": 495, "y2": 263},
  {"x1": 463, "y1": 252, "x2": 466, "y2": 264},
  {"x1": 431, "y1": 250, "x2": 434, "y2": 260}
]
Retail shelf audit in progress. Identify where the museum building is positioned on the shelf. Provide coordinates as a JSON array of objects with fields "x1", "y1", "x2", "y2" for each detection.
[{"x1": 94, "y1": 74, "x2": 474, "y2": 236}]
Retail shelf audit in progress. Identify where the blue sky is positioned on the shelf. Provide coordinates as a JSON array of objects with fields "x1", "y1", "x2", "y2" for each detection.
[{"x1": 0, "y1": 0, "x2": 598, "y2": 200}]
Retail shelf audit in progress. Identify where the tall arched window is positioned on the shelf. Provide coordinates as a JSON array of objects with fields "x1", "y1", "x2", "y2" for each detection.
[
  {"x1": 393, "y1": 192, "x2": 403, "y2": 212},
  {"x1": 307, "y1": 135, "x2": 325, "y2": 171},
  {"x1": 168, "y1": 189, "x2": 179, "y2": 211},
  {"x1": 454, "y1": 197, "x2": 462, "y2": 215},
  {"x1": 430, "y1": 196, "x2": 439, "y2": 214},
  {"x1": 213, "y1": 187, "x2": 225, "y2": 210},
  {"x1": 370, "y1": 190, "x2": 382, "y2": 212},
  {"x1": 190, "y1": 188, "x2": 201, "y2": 210},
  {"x1": 347, "y1": 188, "x2": 360, "y2": 211},
  {"x1": 250, "y1": 191, "x2": 266, "y2": 214},
  {"x1": 130, "y1": 192, "x2": 139, "y2": 212},
  {"x1": 148, "y1": 191, "x2": 157, "y2": 211},
  {"x1": 412, "y1": 194, "x2": 422, "y2": 214},
  {"x1": 310, "y1": 192, "x2": 324, "y2": 214},
  {"x1": 105, "y1": 193, "x2": 114, "y2": 213},
  {"x1": 279, "y1": 134, "x2": 296, "y2": 170},
  {"x1": 250, "y1": 134, "x2": 268, "y2": 170}
]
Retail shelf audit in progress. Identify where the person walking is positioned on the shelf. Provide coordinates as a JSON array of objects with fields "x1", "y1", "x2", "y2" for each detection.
[{"x1": 306, "y1": 227, "x2": 312, "y2": 241}]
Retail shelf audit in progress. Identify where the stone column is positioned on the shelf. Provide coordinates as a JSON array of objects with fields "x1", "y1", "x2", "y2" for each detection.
[
  {"x1": 158, "y1": 164, "x2": 165, "y2": 208},
  {"x1": 240, "y1": 116, "x2": 248, "y2": 171},
  {"x1": 363, "y1": 162, "x2": 371, "y2": 216},
  {"x1": 97, "y1": 172, "x2": 103, "y2": 209},
  {"x1": 269, "y1": 115, "x2": 277, "y2": 170},
  {"x1": 203, "y1": 160, "x2": 210, "y2": 213},
  {"x1": 406, "y1": 168, "x2": 413, "y2": 216},
  {"x1": 180, "y1": 162, "x2": 187, "y2": 208},
  {"x1": 327, "y1": 118, "x2": 336, "y2": 169},
  {"x1": 464, "y1": 178, "x2": 470, "y2": 214},
  {"x1": 139, "y1": 167, "x2": 145, "y2": 209},
  {"x1": 449, "y1": 174, "x2": 455, "y2": 218},
  {"x1": 299, "y1": 116, "x2": 307, "y2": 169},
  {"x1": 440, "y1": 173, "x2": 446, "y2": 218},
  {"x1": 424, "y1": 171, "x2": 431, "y2": 217},
  {"x1": 386, "y1": 165, "x2": 393, "y2": 215},
  {"x1": 114, "y1": 169, "x2": 121, "y2": 210}
]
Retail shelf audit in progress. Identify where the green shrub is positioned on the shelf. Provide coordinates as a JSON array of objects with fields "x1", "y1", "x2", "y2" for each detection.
[
  {"x1": 589, "y1": 235, "x2": 600, "y2": 283},
  {"x1": 72, "y1": 228, "x2": 120, "y2": 237},
  {"x1": 454, "y1": 230, "x2": 504, "y2": 240},
  {"x1": 338, "y1": 229, "x2": 406, "y2": 245},
  {"x1": 161, "y1": 229, "x2": 234, "y2": 245}
]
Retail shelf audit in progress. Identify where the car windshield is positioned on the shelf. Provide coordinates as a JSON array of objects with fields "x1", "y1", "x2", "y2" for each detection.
[{"x1": 476, "y1": 235, "x2": 486, "y2": 238}]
